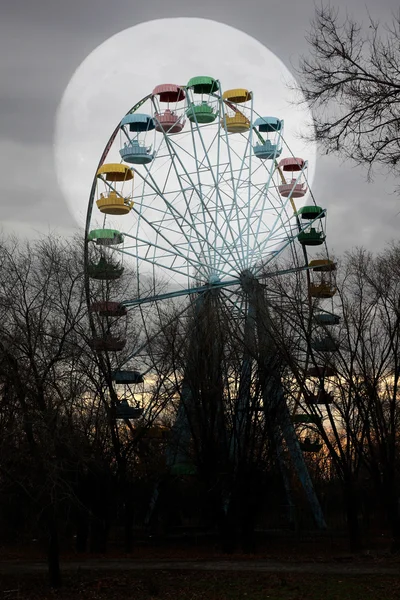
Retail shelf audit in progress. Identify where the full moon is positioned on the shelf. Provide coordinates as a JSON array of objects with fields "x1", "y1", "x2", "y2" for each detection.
[{"x1": 54, "y1": 18, "x2": 316, "y2": 227}]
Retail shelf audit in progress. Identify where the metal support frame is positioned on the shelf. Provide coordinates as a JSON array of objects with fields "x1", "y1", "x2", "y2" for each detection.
[
  {"x1": 85, "y1": 86, "x2": 332, "y2": 533},
  {"x1": 250, "y1": 276, "x2": 327, "y2": 530}
]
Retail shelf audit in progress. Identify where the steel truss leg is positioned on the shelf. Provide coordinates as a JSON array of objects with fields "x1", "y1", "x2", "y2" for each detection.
[
  {"x1": 159, "y1": 290, "x2": 225, "y2": 474},
  {"x1": 166, "y1": 291, "x2": 211, "y2": 473},
  {"x1": 244, "y1": 274, "x2": 326, "y2": 530},
  {"x1": 230, "y1": 300, "x2": 256, "y2": 465},
  {"x1": 145, "y1": 296, "x2": 204, "y2": 525}
]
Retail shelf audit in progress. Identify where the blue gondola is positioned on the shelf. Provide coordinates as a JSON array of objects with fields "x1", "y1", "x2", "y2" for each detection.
[
  {"x1": 120, "y1": 113, "x2": 155, "y2": 132},
  {"x1": 253, "y1": 117, "x2": 283, "y2": 160},
  {"x1": 120, "y1": 140, "x2": 154, "y2": 164},
  {"x1": 120, "y1": 114, "x2": 155, "y2": 164},
  {"x1": 112, "y1": 370, "x2": 144, "y2": 384},
  {"x1": 312, "y1": 337, "x2": 339, "y2": 352},
  {"x1": 253, "y1": 139, "x2": 282, "y2": 159},
  {"x1": 314, "y1": 313, "x2": 341, "y2": 325},
  {"x1": 116, "y1": 399, "x2": 143, "y2": 420},
  {"x1": 254, "y1": 116, "x2": 283, "y2": 133}
]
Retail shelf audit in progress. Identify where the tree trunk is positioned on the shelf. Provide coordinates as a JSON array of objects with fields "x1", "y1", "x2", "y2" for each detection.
[
  {"x1": 218, "y1": 501, "x2": 237, "y2": 554},
  {"x1": 238, "y1": 472, "x2": 258, "y2": 554},
  {"x1": 384, "y1": 482, "x2": 400, "y2": 553},
  {"x1": 89, "y1": 515, "x2": 109, "y2": 554},
  {"x1": 240, "y1": 510, "x2": 256, "y2": 554},
  {"x1": 75, "y1": 511, "x2": 89, "y2": 553},
  {"x1": 47, "y1": 515, "x2": 61, "y2": 588},
  {"x1": 344, "y1": 485, "x2": 362, "y2": 552},
  {"x1": 124, "y1": 498, "x2": 134, "y2": 553}
]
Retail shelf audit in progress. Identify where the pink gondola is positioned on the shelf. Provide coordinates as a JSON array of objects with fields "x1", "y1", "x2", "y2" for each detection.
[
  {"x1": 279, "y1": 157, "x2": 306, "y2": 171},
  {"x1": 154, "y1": 109, "x2": 185, "y2": 134},
  {"x1": 89, "y1": 336, "x2": 126, "y2": 352},
  {"x1": 278, "y1": 157, "x2": 308, "y2": 198},
  {"x1": 152, "y1": 84, "x2": 185, "y2": 103},
  {"x1": 89, "y1": 301, "x2": 127, "y2": 317}
]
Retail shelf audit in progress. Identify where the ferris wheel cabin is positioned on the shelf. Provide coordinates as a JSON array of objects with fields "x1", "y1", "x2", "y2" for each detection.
[
  {"x1": 89, "y1": 336, "x2": 126, "y2": 352},
  {"x1": 309, "y1": 283, "x2": 337, "y2": 298},
  {"x1": 96, "y1": 164, "x2": 134, "y2": 215},
  {"x1": 314, "y1": 312, "x2": 341, "y2": 325},
  {"x1": 278, "y1": 157, "x2": 308, "y2": 198},
  {"x1": 305, "y1": 389, "x2": 334, "y2": 405},
  {"x1": 309, "y1": 259, "x2": 336, "y2": 272},
  {"x1": 186, "y1": 76, "x2": 219, "y2": 124},
  {"x1": 115, "y1": 399, "x2": 143, "y2": 420},
  {"x1": 312, "y1": 337, "x2": 339, "y2": 352},
  {"x1": 292, "y1": 414, "x2": 322, "y2": 425},
  {"x1": 297, "y1": 205, "x2": 325, "y2": 220},
  {"x1": 119, "y1": 114, "x2": 156, "y2": 164},
  {"x1": 253, "y1": 116, "x2": 283, "y2": 159},
  {"x1": 221, "y1": 88, "x2": 251, "y2": 133},
  {"x1": 300, "y1": 438, "x2": 323, "y2": 452},
  {"x1": 112, "y1": 370, "x2": 144, "y2": 385},
  {"x1": 306, "y1": 365, "x2": 337, "y2": 378},
  {"x1": 298, "y1": 228, "x2": 326, "y2": 246},
  {"x1": 87, "y1": 257, "x2": 124, "y2": 280},
  {"x1": 88, "y1": 229, "x2": 124, "y2": 246},
  {"x1": 89, "y1": 301, "x2": 127, "y2": 317},
  {"x1": 153, "y1": 84, "x2": 186, "y2": 134}
]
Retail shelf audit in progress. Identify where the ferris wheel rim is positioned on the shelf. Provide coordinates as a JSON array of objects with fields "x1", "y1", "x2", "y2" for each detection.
[
  {"x1": 85, "y1": 88, "x2": 323, "y2": 286},
  {"x1": 84, "y1": 81, "x2": 335, "y2": 384}
]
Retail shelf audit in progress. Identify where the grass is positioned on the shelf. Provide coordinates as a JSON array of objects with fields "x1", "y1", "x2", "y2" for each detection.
[{"x1": 2, "y1": 570, "x2": 400, "y2": 600}]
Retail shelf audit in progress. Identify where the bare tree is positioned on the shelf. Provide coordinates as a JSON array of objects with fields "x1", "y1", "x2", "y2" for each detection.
[
  {"x1": 344, "y1": 246, "x2": 400, "y2": 552},
  {"x1": 0, "y1": 235, "x2": 91, "y2": 586},
  {"x1": 268, "y1": 247, "x2": 400, "y2": 551},
  {"x1": 296, "y1": 4, "x2": 400, "y2": 177}
]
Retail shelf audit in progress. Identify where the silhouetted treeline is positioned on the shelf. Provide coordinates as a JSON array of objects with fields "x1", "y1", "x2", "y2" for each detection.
[{"x1": 0, "y1": 236, "x2": 400, "y2": 589}]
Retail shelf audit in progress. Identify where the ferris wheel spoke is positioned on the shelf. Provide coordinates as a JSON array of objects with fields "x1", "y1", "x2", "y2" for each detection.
[
  {"x1": 220, "y1": 288, "x2": 248, "y2": 321},
  {"x1": 122, "y1": 278, "x2": 240, "y2": 308},
  {"x1": 217, "y1": 101, "x2": 249, "y2": 268},
  {"x1": 114, "y1": 246, "x2": 200, "y2": 281},
  {"x1": 124, "y1": 190, "x2": 218, "y2": 276},
  {"x1": 178, "y1": 126, "x2": 214, "y2": 270},
  {"x1": 253, "y1": 230, "x2": 303, "y2": 277},
  {"x1": 85, "y1": 83, "x2": 321, "y2": 354},
  {"x1": 248, "y1": 170, "x2": 278, "y2": 243},
  {"x1": 116, "y1": 240, "x2": 237, "y2": 282},
  {"x1": 249, "y1": 195, "x2": 300, "y2": 269},
  {"x1": 122, "y1": 298, "x2": 194, "y2": 364},
  {"x1": 134, "y1": 165, "x2": 213, "y2": 276},
  {"x1": 185, "y1": 114, "x2": 248, "y2": 274},
  {"x1": 162, "y1": 134, "x2": 245, "y2": 276},
  {"x1": 171, "y1": 126, "x2": 220, "y2": 171}
]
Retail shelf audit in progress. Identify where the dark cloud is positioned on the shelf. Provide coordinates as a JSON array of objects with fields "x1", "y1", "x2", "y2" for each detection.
[{"x1": 0, "y1": 0, "x2": 399, "y2": 247}]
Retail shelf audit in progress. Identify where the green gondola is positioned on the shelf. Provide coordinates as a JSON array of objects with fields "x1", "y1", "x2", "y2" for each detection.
[{"x1": 298, "y1": 228, "x2": 326, "y2": 246}]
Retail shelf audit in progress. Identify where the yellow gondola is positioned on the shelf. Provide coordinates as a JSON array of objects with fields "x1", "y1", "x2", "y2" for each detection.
[
  {"x1": 222, "y1": 89, "x2": 252, "y2": 103},
  {"x1": 96, "y1": 164, "x2": 134, "y2": 215},
  {"x1": 221, "y1": 112, "x2": 250, "y2": 133},
  {"x1": 96, "y1": 191, "x2": 134, "y2": 216},
  {"x1": 221, "y1": 88, "x2": 252, "y2": 133},
  {"x1": 309, "y1": 259, "x2": 336, "y2": 272},
  {"x1": 309, "y1": 282, "x2": 337, "y2": 298},
  {"x1": 97, "y1": 163, "x2": 133, "y2": 181}
]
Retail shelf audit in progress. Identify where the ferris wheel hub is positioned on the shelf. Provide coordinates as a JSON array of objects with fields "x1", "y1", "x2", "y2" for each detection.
[
  {"x1": 209, "y1": 274, "x2": 220, "y2": 285},
  {"x1": 240, "y1": 269, "x2": 258, "y2": 294}
]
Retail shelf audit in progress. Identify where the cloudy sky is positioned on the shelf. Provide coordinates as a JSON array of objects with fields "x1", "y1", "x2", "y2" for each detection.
[{"x1": 1, "y1": 0, "x2": 399, "y2": 257}]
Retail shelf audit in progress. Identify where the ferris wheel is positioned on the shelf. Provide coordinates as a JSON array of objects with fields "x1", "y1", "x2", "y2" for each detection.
[
  {"x1": 84, "y1": 76, "x2": 339, "y2": 528},
  {"x1": 85, "y1": 78, "x2": 325, "y2": 328}
]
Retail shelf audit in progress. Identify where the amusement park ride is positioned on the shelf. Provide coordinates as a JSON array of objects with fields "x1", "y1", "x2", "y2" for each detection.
[{"x1": 84, "y1": 77, "x2": 340, "y2": 529}]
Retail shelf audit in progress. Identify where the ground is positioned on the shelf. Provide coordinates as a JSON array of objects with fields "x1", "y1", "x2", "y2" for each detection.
[
  {"x1": 1, "y1": 568, "x2": 400, "y2": 600},
  {"x1": 1, "y1": 535, "x2": 400, "y2": 599}
]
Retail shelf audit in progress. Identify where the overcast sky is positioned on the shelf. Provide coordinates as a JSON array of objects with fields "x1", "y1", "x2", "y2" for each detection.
[{"x1": 1, "y1": 0, "x2": 399, "y2": 257}]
